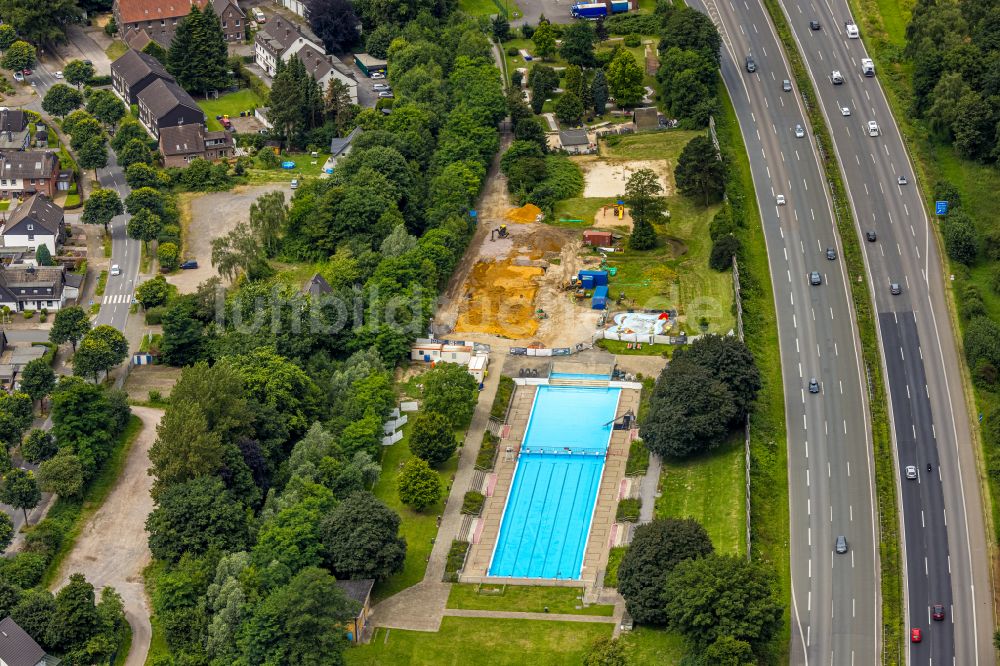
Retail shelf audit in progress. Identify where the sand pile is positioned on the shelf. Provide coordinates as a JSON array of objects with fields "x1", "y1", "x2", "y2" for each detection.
[
  {"x1": 454, "y1": 260, "x2": 545, "y2": 338},
  {"x1": 506, "y1": 203, "x2": 543, "y2": 224}
]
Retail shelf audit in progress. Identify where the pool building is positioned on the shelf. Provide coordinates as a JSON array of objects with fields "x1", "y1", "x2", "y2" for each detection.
[{"x1": 462, "y1": 362, "x2": 642, "y2": 585}]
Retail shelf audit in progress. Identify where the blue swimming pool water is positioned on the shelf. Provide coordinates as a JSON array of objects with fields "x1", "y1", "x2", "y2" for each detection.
[
  {"x1": 549, "y1": 371, "x2": 611, "y2": 381},
  {"x1": 489, "y1": 386, "x2": 621, "y2": 579}
]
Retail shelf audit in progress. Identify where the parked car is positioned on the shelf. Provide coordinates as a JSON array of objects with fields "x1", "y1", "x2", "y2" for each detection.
[
  {"x1": 290, "y1": 179, "x2": 299, "y2": 189},
  {"x1": 54, "y1": 71, "x2": 63, "y2": 79},
  {"x1": 110, "y1": 264, "x2": 121, "y2": 276},
  {"x1": 12, "y1": 71, "x2": 23, "y2": 82},
  {"x1": 371, "y1": 72, "x2": 386, "y2": 79},
  {"x1": 377, "y1": 91, "x2": 395, "y2": 98},
  {"x1": 179, "y1": 260, "x2": 198, "y2": 270},
  {"x1": 21, "y1": 68, "x2": 31, "y2": 76},
  {"x1": 373, "y1": 83, "x2": 391, "y2": 91}
]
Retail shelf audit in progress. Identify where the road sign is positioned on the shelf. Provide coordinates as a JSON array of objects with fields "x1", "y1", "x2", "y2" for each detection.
[{"x1": 935, "y1": 201, "x2": 949, "y2": 215}]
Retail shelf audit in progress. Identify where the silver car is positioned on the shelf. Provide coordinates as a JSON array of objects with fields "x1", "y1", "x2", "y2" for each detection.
[
  {"x1": 794, "y1": 124, "x2": 805, "y2": 138},
  {"x1": 835, "y1": 535, "x2": 848, "y2": 554},
  {"x1": 905, "y1": 465, "x2": 918, "y2": 480}
]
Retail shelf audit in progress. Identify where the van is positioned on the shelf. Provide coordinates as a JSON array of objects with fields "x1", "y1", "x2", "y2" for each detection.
[
  {"x1": 861, "y1": 58, "x2": 874, "y2": 76},
  {"x1": 252, "y1": 8, "x2": 265, "y2": 23},
  {"x1": 845, "y1": 21, "x2": 859, "y2": 38},
  {"x1": 867, "y1": 120, "x2": 880, "y2": 136}
]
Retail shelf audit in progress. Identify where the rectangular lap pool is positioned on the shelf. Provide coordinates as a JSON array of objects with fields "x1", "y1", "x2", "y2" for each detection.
[{"x1": 488, "y1": 386, "x2": 621, "y2": 579}]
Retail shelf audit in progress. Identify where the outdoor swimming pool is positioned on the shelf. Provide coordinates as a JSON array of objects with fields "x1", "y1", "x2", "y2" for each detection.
[
  {"x1": 549, "y1": 371, "x2": 611, "y2": 382},
  {"x1": 488, "y1": 386, "x2": 621, "y2": 579}
]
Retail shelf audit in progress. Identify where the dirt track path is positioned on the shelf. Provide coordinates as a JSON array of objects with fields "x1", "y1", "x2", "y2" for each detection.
[{"x1": 52, "y1": 406, "x2": 162, "y2": 666}]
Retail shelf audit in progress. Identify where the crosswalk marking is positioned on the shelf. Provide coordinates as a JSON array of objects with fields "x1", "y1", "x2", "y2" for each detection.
[{"x1": 102, "y1": 293, "x2": 132, "y2": 304}]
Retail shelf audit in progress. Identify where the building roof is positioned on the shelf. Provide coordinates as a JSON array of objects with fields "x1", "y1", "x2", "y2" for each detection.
[
  {"x1": 137, "y1": 78, "x2": 202, "y2": 120},
  {"x1": 0, "y1": 109, "x2": 28, "y2": 134},
  {"x1": 124, "y1": 27, "x2": 154, "y2": 52},
  {"x1": 0, "y1": 265, "x2": 66, "y2": 303},
  {"x1": 112, "y1": 48, "x2": 174, "y2": 89},
  {"x1": 4, "y1": 194, "x2": 63, "y2": 236},
  {"x1": 335, "y1": 579, "x2": 374, "y2": 611},
  {"x1": 303, "y1": 274, "x2": 332, "y2": 297},
  {"x1": 329, "y1": 126, "x2": 362, "y2": 157},
  {"x1": 159, "y1": 123, "x2": 205, "y2": 155},
  {"x1": 559, "y1": 129, "x2": 589, "y2": 146},
  {"x1": 632, "y1": 106, "x2": 659, "y2": 129},
  {"x1": 256, "y1": 14, "x2": 317, "y2": 56},
  {"x1": 354, "y1": 53, "x2": 387, "y2": 68},
  {"x1": 204, "y1": 129, "x2": 231, "y2": 145},
  {"x1": 116, "y1": 0, "x2": 235, "y2": 24},
  {"x1": 0, "y1": 616, "x2": 45, "y2": 666},
  {"x1": 0, "y1": 151, "x2": 58, "y2": 181},
  {"x1": 295, "y1": 43, "x2": 333, "y2": 82}
]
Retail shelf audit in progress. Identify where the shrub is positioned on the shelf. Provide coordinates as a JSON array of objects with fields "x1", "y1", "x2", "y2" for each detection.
[
  {"x1": 507, "y1": 46, "x2": 519, "y2": 56},
  {"x1": 490, "y1": 376, "x2": 516, "y2": 420},
  {"x1": 397, "y1": 457, "x2": 442, "y2": 511},
  {"x1": 476, "y1": 431, "x2": 499, "y2": 471},
  {"x1": 623, "y1": 33, "x2": 641, "y2": 47},
  {"x1": 604, "y1": 13, "x2": 662, "y2": 35},
  {"x1": 444, "y1": 540, "x2": 470, "y2": 582},
  {"x1": 615, "y1": 497, "x2": 641, "y2": 522},
  {"x1": 158, "y1": 242, "x2": 179, "y2": 271},
  {"x1": 709, "y1": 233, "x2": 742, "y2": 270},
  {"x1": 22, "y1": 310, "x2": 34, "y2": 319},
  {"x1": 604, "y1": 546, "x2": 627, "y2": 587},
  {"x1": 625, "y1": 439, "x2": 649, "y2": 476},
  {"x1": 145, "y1": 306, "x2": 166, "y2": 325},
  {"x1": 462, "y1": 491, "x2": 485, "y2": 516}
]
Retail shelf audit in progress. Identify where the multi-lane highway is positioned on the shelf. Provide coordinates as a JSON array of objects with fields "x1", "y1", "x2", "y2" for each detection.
[
  {"x1": 688, "y1": 0, "x2": 880, "y2": 662},
  {"x1": 779, "y1": 7, "x2": 994, "y2": 663}
]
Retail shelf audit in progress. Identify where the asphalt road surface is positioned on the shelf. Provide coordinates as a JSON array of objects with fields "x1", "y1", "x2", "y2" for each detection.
[
  {"x1": 688, "y1": 0, "x2": 880, "y2": 662},
  {"x1": 779, "y1": 8, "x2": 993, "y2": 663}
]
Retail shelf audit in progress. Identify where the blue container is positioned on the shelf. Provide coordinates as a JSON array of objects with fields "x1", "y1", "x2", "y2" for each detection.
[
  {"x1": 578, "y1": 270, "x2": 609, "y2": 286},
  {"x1": 580, "y1": 275, "x2": 594, "y2": 289},
  {"x1": 592, "y1": 285, "x2": 608, "y2": 309}
]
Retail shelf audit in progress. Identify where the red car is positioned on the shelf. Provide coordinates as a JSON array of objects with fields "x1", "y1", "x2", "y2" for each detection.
[
  {"x1": 932, "y1": 603, "x2": 945, "y2": 621},
  {"x1": 911, "y1": 628, "x2": 922, "y2": 643},
  {"x1": 21, "y1": 68, "x2": 31, "y2": 75}
]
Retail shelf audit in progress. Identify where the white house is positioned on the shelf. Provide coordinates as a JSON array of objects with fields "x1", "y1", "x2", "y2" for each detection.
[
  {"x1": 0, "y1": 264, "x2": 73, "y2": 311},
  {"x1": 1, "y1": 194, "x2": 64, "y2": 257},
  {"x1": 279, "y1": 0, "x2": 309, "y2": 17},
  {"x1": 295, "y1": 44, "x2": 358, "y2": 104},
  {"x1": 254, "y1": 14, "x2": 322, "y2": 77},
  {"x1": 410, "y1": 338, "x2": 489, "y2": 382}
]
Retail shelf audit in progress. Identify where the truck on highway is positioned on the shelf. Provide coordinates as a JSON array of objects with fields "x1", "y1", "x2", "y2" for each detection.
[
  {"x1": 845, "y1": 21, "x2": 859, "y2": 38},
  {"x1": 571, "y1": 1, "x2": 630, "y2": 19},
  {"x1": 861, "y1": 58, "x2": 875, "y2": 76}
]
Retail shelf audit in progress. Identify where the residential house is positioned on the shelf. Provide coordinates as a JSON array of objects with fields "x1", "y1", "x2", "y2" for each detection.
[
  {"x1": 136, "y1": 78, "x2": 205, "y2": 139},
  {"x1": 559, "y1": 129, "x2": 593, "y2": 154},
  {"x1": 303, "y1": 273, "x2": 332, "y2": 298},
  {"x1": 114, "y1": 0, "x2": 246, "y2": 48},
  {"x1": 0, "y1": 151, "x2": 61, "y2": 200},
  {"x1": 158, "y1": 124, "x2": 234, "y2": 167},
  {"x1": 0, "y1": 265, "x2": 71, "y2": 312},
  {"x1": 254, "y1": 14, "x2": 322, "y2": 77},
  {"x1": 328, "y1": 126, "x2": 362, "y2": 166},
  {"x1": 0, "y1": 110, "x2": 30, "y2": 151},
  {"x1": 111, "y1": 48, "x2": 176, "y2": 104},
  {"x1": 295, "y1": 44, "x2": 358, "y2": 103},
  {"x1": 0, "y1": 615, "x2": 55, "y2": 666},
  {"x1": 1, "y1": 194, "x2": 65, "y2": 257},
  {"x1": 335, "y1": 580, "x2": 374, "y2": 643}
]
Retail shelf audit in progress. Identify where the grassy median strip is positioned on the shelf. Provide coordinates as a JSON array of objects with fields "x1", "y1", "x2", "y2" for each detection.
[{"x1": 756, "y1": 0, "x2": 903, "y2": 660}]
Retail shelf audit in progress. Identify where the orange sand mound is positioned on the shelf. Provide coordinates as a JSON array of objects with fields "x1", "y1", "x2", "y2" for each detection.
[
  {"x1": 453, "y1": 260, "x2": 545, "y2": 339},
  {"x1": 505, "y1": 203, "x2": 543, "y2": 224}
]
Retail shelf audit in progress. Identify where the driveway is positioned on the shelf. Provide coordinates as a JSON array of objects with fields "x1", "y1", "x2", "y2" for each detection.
[{"x1": 52, "y1": 407, "x2": 162, "y2": 666}]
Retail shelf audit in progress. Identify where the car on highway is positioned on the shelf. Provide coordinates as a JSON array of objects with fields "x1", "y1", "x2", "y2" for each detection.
[
  {"x1": 932, "y1": 603, "x2": 945, "y2": 621},
  {"x1": 897, "y1": 175, "x2": 907, "y2": 185},
  {"x1": 866, "y1": 230, "x2": 877, "y2": 242},
  {"x1": 826, "y1": 247, "x2": 837, "y2": 260},
  {"x1": 54, "y1": 71, "x2": 63, "y2": 79},
  {"x1": 809, "y1": 271, "x2": 822, "y2": 285},
  {"x1": 835, "y1": 535, "x2": 848, "y2": 553},
  {"x1": 179, "y1": 260, "x2": 198, "y2": 269},
  {"x1": 782, "y1": 79, "x2": 792, "y2": 92},
  {"x1": 841, "y1": 106, "x2": 851, "y2": 116},
  {"x1": 110, "y1": 264, "x2": 121, "y2": 276},
  {"x1": 868, "y1": 120, "x2": 880, "y2": 136},
  {"x1": 911, "y1": 628, "x2": 922, "y2": 643},
  {"x1": 905, "y1": 465, "x2": 918, "y2": 479},
  {"x1": 775, "y1": 194, "x2": 786, "y2": 205},
  {"x1": 831, "y1": 70, "x2": 844, "y2": 84},
  {"x1": 809, "y1": 19, "x2": 821, "y2": 30},
  {"x1": 745, "y1": 55, "x2": 756, "y2": 73},
  {"x1": 794, "y1": 124, "x2": 805, "y2": 138},
  {"x1": 808, "y1": 378, "x2": 820, "y2": 393},
  {"x1": 846, "y1": 21, "x2": 860, "y2": 38},
  {"x1": 890, "y1": 282, "x2": 902, "y2": 295},
  {"x1": 373, "y1": 83, "x2": 391, "y2": 91}
]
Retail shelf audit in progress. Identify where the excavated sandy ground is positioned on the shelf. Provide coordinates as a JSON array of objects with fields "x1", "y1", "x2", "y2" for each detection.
[{"x1": 577, "y1": 158, "x2": 672, "y2": 198}]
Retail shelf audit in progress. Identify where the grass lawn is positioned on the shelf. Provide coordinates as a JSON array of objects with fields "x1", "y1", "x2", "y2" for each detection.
[
  {"x1": 199, "y1": 89, "x2": 266, "y2": 131},
  {"x1": 458, "y1": 0, "x2": 521, "y2": 17},
  {"x1": 619, "y1": 627, "x2": 687, "y2": 664},
  {"x1": 655, "y1": 435, "x2": 745, "y2": 556},
  {"x1": 105, "y1": 40, "x2": 128, "y2": 61},
  {"x1": 601, "y1": 130, "x2": 703, "y2": 162},
  {"x1": 346, "y1": 617, "x2": 610, "y2": 666},
  {"x1": 243, "y1": 153, "x2": 332, "y2": 183},
  {"x1": 596, "y1": 338, "x2": 671, "y2": 357},
  {"x1": 447, "y1": 584, "x2": 614, "y2": 616},
  {"x1": 372, "y1": 420, "x2": 459, "y2": 601}
]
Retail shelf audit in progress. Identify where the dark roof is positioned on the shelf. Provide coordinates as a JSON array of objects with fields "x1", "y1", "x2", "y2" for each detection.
[
  {"x1": 137, "y1": 78, "x2": 202, "y2": 120},
  {"x1": 559, "y1": 129, "x2": 589, "y2": 146},
  {"x1": 4, "y1": 194, "x2": 63, "y2": 236},
  {"x1": 112, "y1": 48, "x2": 174, "y2": 89},
  {"x1": 335, "y1": 579, "x2": 374, "y2": 610},
  {"x1": 256, "y1": 14, "x2": 317, "y2": 56},
  {"x1": 304, "y1": 274, "x2": 332, "y2": 297},
  {"x1": 159, "y1": 124, "x2": 205, "y2": 155},
  {"x1": 0, "y1": 151, "x2": 58, "y2": 181},
  {"x1": 0, "y1": 109, "x2": 28, "y2": 133},
  {"x1": 0, "y1": 616, "x2": 45, "y2": 666},
  {"x1": 296, "y1": 43, "x2": 333, "y2": 82},
  {"x1": 329, "y1": 127, "x2": 361, "y2": 157},
  {"x1": 632, "y1": 106, "x2": 659, "y2": 129},
  {"x1": 0, "y1": 265, "x2": 66, "y2": 303}
]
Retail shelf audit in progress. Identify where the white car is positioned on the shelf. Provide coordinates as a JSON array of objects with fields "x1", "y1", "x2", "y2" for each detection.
[
  {"x1": 290, "y1": 179, "x2": 299, "y2": 189},
  {"x1": 840, "y1": 106, "x2": 851, "y2": 116},
  {"x1": 794, "y1": 124, "x2": 805, "y2": 138},
  {"x1": 776, "y1": 194, "x2": 786, "y2": 205},
  {"x1": 377, "y1": 91, "x2": 395, "y2": 98},
  {"x1": 54, "y1": 71, "x2": 63, "y2": 79},
  {"x1": 372, "y1": 83, "x2": 391, "y2": 91},
  {"x1": 846, "y1": 21, "x2": 860, "y2": 38},
  {"x1": 371, "y1": 72, "x2": 386, "y2": 79},
  {"x1": 905, "y1": 465, "x2": 918, "y2": 480},
  {"x1": 867, "y1": 120, "x2": 880, "y2": 136},
  {"x1": 12, "y1": 71, "x2": 23, "y2": 82},
  {"x1": 110, "y1": 264, "x2": 121, "y2": 276},
  {"x1": 831, "y1": 70, "x2": 844, "y2": 84}
]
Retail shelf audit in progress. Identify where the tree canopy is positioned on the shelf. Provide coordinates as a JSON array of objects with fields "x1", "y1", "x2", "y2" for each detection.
[
  {"x1": 408, "y1": 411, "x2": 458, "y2": 466},
  {"x1": 320, "y1": 491, "x2": 406, "y2": 580},
  {"x1": 675, "y1": 135, "x2": 726, "y2": 205}
]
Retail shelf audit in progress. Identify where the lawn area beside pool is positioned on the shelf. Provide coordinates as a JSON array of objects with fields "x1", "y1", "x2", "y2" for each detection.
[
  {"x1": 347, "y1": 617, "x2": 610, "y2": 666},
  {"x1": 447, "y1": 584, "x2": 614, "y2": 616},
  {"x1": 243, "y1": 153, "x2": 332, "y2": 184},
  {"x1": 199, "y1": 89, "x2": 265, "y2": 131}
]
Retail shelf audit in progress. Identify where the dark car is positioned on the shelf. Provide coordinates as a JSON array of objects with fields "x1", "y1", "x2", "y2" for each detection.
[
  {"x1": 810, "y1": 20, "x2": 821, "y2": 30},
  {"x1": 890, "y1": 282, "x2": 902, "y2": 295},
  {"x1": 809, "y1": 378, "x2": 820, "y2": 393},
  {"x1": 745, "y1": 55, "x2": 756, "y2": 73},
  {"x1": 809, "y1": 271, "x2": 822, "y2": 285},
  {"x1": 826, "y1": 247, "x2": 837, "y2": 260},
  {"x1": 835, "y1": 535, "x2": 848, "y2": 553},
  {"x1": 179, "y1": 260, "x2": 199, "y2": 269},
  {"x1": 83, "y1": 59, "x2": 93, "y2": 66},
  {"x1": 932, "y1": 603, "x2": 945, "y2": 621},
  {"x1": 866, "y1": 230, "x2": 877, "y2": 242}
]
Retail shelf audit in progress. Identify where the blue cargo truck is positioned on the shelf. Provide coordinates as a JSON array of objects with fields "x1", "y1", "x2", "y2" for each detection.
[{"x1": 571, "y1": 1, "x2": 630, "y2": 18}]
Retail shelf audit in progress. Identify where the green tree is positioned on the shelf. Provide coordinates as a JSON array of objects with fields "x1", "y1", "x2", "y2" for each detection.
[
  {"x1": 85, "y1": 88, "x2": 126, "y2": 130},
  {"x1": 0, "y1": 0, "x2": 80, "y2": 44},
  {"x1": 606, "y1": 48, "x2": 645, "y2": 107},
  {"x1": 0, "y1": 391, "x2": 33, "y2": 445},
  {"x1": 148, "y1": 398, "x2": 223, "y2": 496},
  {"x1": 67, "y1": 114, "x2": 103, "y2": 150},
  {"x1": 591, "y1": 69, "x2": 609, "y2": 115},
  {"x1": 42, "y1": 83, "x2": 83, "y2": 118},
  {"x1": 82, "y1": 188, "x2": 123, "y2": 234},
  {"x1": 661, "y1": 5, "x2": 722, "y2": 66},
  {"x1": 125, "y1": 162, "x2": 168, "y2": 190},
  {"x1": 555, "y1": 90, "x2": 585, "y2": 126},
  {"x1": 491, "y1": 14, "x2": 510, "y2": 42},
  {"x1": 618, "y1": 518, "x2": 714, "y2": 624},
  {"x1": 675, "y1": 135, "x2": 726, "y2": 205},
  {"x1": 664, "y1": 554, "x2": 783, "y2": 649},
  {"x1": 942, "y1": 209, "x2": 979, "y2": 264},
  {"x1": 21, "y1": 429, "x2": 56, "y2": 463},
  {"x1": 408, "y1": 411, "x2": 458, "y2": 466},
  {"x1": 249, "y1": 190, "x2": 287, "y2": 257},
  {"x1": 584, "y1": 637, "x2": 627, "y2": 666},
  {"x1": 320, "y1": 491, "x2": 406, "y2": 580},
  {"x1": 34, "y1": 244, "x2": 53, "y2": 266},
  {"x1": 125, "y1": 186, "x2": 167, "y2": 218},
  {"x1": 50, "y1": 377, "x2": 119, "y2": 477},
  {"x1": 0, "y1": 512, "x2": 13, "y2": 553},
  {"x1": 421, "y1": 362, "x2": 479, "y2": 428},
  {"x1": 157, "y1": 242, "x2": 179, "y2": 271},
  {"x1": 673, "y1": 334, "x2": 761, "y2": 423},
  {"x1": 136, "y1": 274, "x2": 170, "y2": 308},
  {"x1": 0, "y1": 468, "x2": 40, "y2": 522},
  {"x1": 111, "y1": 119, "x2": 148, "y2": 153},
  {"x1": 529, "y1": 64, "x2": 559, "y2": 114},
  {"x1": 561, "y1": 21, "x2": 596, "y2": 67},
  {"x1": 19, "y1": 357, "x2": 55, "y2": 407},
  {"x1": 141, "y1": 39, "x2": 168, "y2": 63},
  {"x1": 532, "y1": 21, "x2": 557, "y2": 59},
  {"x1": 49, "y1": 573, "x2": 100, "y2": 652},
  {"x1": 1, "y1": 40, "x2": 35, "y2": 71},
  {"x1": 625, "y1": 168, "x2": 666, "y2": 251},
  {"x1": 63, "y1": 59, "x2": 94, "y2": 88},
  {"x1": 126, "y1": 208, "x2": 163, "y2": 251},
  {"x1": 240, "y1": 567, "x2": 358, "y2": 666},
  {"x1": 705, "y1": 635, "x2": 756, "y2": 665},
  {"x1": 397, "y1": 457, "x2": 441, "y2": 511},
  {"x1": 116, "y1": 137, "x2": 153, "y2": 169},
  {"x1": 73, "y1": 325, "x2": 129, "y2": 381},
  {"x1": 710, "y1": 233, "x2": 742, "y2": 270},
  {"x1": 77, "y1": 136, "x2": 109, "y2": 180},
  {"x1": 160, "y1": 297, "x2": 205, "y2": 366},
  {"x1": 49, "y1": 305, "x2": 91, "y2": 351},
  {"x1": 168, "y1": 5, "x2": 228, "y2": 94},
  {"x1": 37, "y1": 451, "x2": 85, "y2": 497},
  {"x1": 146, "y1": 476, "x2": 249, "y2": 562},
  {"x1": 0, "y1": 24, "x2": 17, "y2": 51}
]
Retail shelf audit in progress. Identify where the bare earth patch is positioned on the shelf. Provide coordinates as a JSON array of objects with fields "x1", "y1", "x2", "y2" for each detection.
[{"x1": 575, "y1": 157, "x2": 672, "y2": 198}]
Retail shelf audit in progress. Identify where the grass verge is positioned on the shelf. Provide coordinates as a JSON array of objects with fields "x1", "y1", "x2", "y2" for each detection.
[
  {"x1": 603, "y1": 545, "x2": 626, "y2": 587},
  {"x1": 142, "y1": 561, "x2": 169, "y2": 666},
  {"x1": 105, "y1": 40, "x2": 128, "y2": 61},
  {"x1": 625, "y1": 439, "x2": 650, "y2": 476},
  {"x1": 446, "y1": 584, "x2": 614, "y2": 616},
  {"x1": 755, "y1": 0, "x2": 902, "y2": 658}
]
